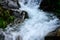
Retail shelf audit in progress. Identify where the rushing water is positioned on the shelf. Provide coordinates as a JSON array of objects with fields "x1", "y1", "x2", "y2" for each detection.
[{"x1": 1, "y1": 0, "x2": 60, "y2": 40}]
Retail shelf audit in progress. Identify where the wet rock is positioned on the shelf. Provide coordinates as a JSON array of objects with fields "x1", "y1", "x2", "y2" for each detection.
[
  {"x1": 0, "y1": 34, "x2": 5, "y2": 40},
  {"x1": 0, "y1": 5, "x2": 16, "y2": 29},
  {"x1": 13, "y1": 11, "x2": 29, "y2": 19},
  {"x1": 0, "y1": 0, "x2": 20, "y2": 9},
  {"x1": 46, "y1": 31, "x2": 57, "y2": 36},
  {"x1": 0, "y1": 4, "x2": 29, "y2": 28},
  {"x1": 56, "y1": 27, "x2": 60, "y2": 36},
  {"x1": 0, "y1": 0, "x2": 22, "y2": 29},
  {"x1": 45, "y1": 27, "x2": 60, "y2": 40},
  {"x1": 9, "y1": 11, "x2": 29, "y2": 27},
  {"x1": 7, "y1": 0, "x2": 20, "y2": 9},
  {"x1": 16, "y1": 35, "x2": 22, "y2": 40},
  {"x1": 13, "y1": 11, "x2": 21, "y2": 18},
  {"x1": 0, "y1": 29, "x2": 5, "y2": 40},
  {"x1": 0, "y1": 0, "x2": 29, "y2": 28},
  {"x1": 14, "y1": 18, "x2": 23, "y2": 24},
  {"x1": 14, "y1": 11, "x2": 28, "y2": 24},
  {"x1": 45, "y1": 36, "x2": 60, "y2": 40},
  {"x1": 39, "y1": 0, "x2": 60, "y2": 19},
  {"x1": 21, "y1": 11, "x2": 29, "y2": 19},
  {"x1": 40, "y1": 0, "x2": 57, "y2": 12},
  {"x1": 46, "y1": 27, "x2": 60, "y2": 36}
]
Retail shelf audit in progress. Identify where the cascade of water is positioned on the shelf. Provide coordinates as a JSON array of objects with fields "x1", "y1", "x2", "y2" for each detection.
[{"x1": 1, "y1": 0, "x2": 60, "y2": 40}]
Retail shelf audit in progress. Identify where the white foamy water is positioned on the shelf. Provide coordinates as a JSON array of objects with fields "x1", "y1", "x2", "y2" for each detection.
[{"x1": 2, "y1": 0, "x2": 60, "y2": 40}]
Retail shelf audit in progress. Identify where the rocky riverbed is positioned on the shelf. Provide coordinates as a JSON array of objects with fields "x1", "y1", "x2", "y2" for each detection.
[
  {"x1": 0, "y1": 0, "x2": 60, "y2": 40},
  {"x1": 0, "y1": 0, "x2": 29, "y2": 29}
]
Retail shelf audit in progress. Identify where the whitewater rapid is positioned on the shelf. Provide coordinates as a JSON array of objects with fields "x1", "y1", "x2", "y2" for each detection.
[{"x1": 3, "y1": 0, "x2": 60, "y2": 40}]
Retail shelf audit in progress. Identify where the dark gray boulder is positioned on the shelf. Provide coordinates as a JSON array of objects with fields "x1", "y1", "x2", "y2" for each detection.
[
  {"x1": 21, "y1": 11, "x2": 29, "y2": 19},
  {"x1": 0, "y1": 29, "x2": 5, "y2": 40},
  {"x1": 13, "y1": 11, "x2": 29, "y2": 19},
  {"x1": 0, "y1": 34, "x2": 5, "y2": 40},
  {"x1": 13, "y1": 11, "x2": 21, "y2": 18},
  {"x1": 13, "y1": 11, "x2": 29, "y2": 24},
  {"x1": 46, "y1": 27, "x2": 60, "y2": 36},
  {"x1": 0, "y1": 0, "x2": 20, "y2": 9},
  {"x1": 45, "y1": 27, "x2": 60, "y2": 40}
]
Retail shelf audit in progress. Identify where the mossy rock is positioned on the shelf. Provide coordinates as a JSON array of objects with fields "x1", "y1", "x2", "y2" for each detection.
[{"x1": 0, "y1": 5, "x2": 15, "y2": 29}]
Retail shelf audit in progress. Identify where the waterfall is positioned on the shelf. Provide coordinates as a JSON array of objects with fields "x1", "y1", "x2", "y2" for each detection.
[{"x1": 1, "y1": 0, "x2": 60, "y2": 40}]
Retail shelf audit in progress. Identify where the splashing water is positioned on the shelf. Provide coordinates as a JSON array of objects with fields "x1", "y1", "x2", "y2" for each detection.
[{"x1": 1, "y1": 0, "x2": 60, "y2": 40}]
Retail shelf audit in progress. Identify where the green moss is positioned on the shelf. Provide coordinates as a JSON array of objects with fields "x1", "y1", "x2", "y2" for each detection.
[
  {"x1": 7, "y1": 16, "x2": 15, "y2": 23},
  {"x1": 0, "y1": 5, "x2": 15, "y2": 29},
  {"x1": 0, "y1": 18, "x2": 7, "y2": 29}
]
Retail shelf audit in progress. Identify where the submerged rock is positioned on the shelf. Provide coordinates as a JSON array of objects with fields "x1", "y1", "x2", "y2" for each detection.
[{"x1": 16, "y1": 35, "x2": 22, "y2": 40}]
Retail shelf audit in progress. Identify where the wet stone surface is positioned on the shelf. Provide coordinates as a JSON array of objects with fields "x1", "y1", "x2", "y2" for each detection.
[
  {"x1": 0, "y1": 0, "x2": 20, "y2": 9},
  {"x1": 0, "y1": 33, "x2": 5, "y2": 40},
  {"x1": 45, "y1": 27, "x2": 60, "y2": 40}
]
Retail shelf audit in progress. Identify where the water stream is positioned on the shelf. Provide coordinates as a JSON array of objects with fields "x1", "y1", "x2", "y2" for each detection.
[{"x1": 1, "y1": 0, "x2": 60, "y2": 40}]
